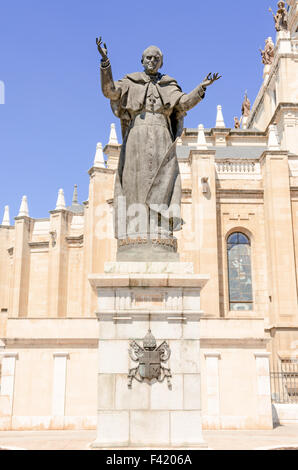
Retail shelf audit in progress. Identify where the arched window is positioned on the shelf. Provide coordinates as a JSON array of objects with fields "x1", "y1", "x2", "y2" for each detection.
[{"x1": 227, "y1": 232, "x2": 253, "y2": 311}]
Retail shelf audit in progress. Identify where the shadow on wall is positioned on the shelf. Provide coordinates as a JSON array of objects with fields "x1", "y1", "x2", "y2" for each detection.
[{"x1": 272, "y1": 404, "x2": 281, "y2": 428}]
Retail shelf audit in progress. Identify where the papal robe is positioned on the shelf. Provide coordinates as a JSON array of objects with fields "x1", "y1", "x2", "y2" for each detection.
[{"x1": 100, "y1": 64, "x2": 206, "y2": 238}]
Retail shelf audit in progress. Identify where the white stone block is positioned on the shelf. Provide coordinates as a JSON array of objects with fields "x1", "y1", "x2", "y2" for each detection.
[
  {"x1": 97, "y1": 288, "x2": 115, "y2": 310},
  {"x1": 52, "y1": 353, "x2": 68, "y2": 417},
  {"x1": 0, "y1": 396, "x2": 10, "y2": 416},
  {"x1": 184, "y1": 375, "x2": 201, "y2": 410},
  {"x1": 182, "y1": 320, "x2": 201, "y2": 340},
  {"x1": 116, "y1": 316, "x2": 150, "y2": 340},
  {"x1": 130, "y1": 411, "x2": 170, "y2": 445},
  {"x1": 183, "y1": 289, "x2": 201, "y2": 310},
  {"x1": 257, "y1": 375, "x2": 271, "y2": 396},
  {"x1": 169, "y1": 340, "x2": 200, "y2": 373},
  {"x1": 150, "y1": 375, "x2": 183, "y2": 410},
  {"x1": 97, "y1": 374, "x2": 115, "y2": 410},
  {"x1": 255, "y1": 356, "x2": 270, "y2": 376},
  {"x1": 165, "y1": 288, "x2": 183, "y2": 310},
  {"x1": 95, "y1": 411, "x2": 129, "y2": 446},
  {"x1": 273, "y1": 404, "x2": 298, "y2": 423},
  {"x1": 116, "y1": 288, "x2": 132, "y2": 310},
  {"x1": 0, "y1": 375, "x2": 14, "y2": 401},
  {"x1": 115, "y1": 375, "x2": 150, "y2": 410},
  {"x1": 98, "y1": 318, "x2": 117, "y2": 339},
  {"x1": 0, "y1": 354, "x2": 18, "y2": 415},
  {"x1": 149, "y1": 316, "x2": 182, "y2": 339},
  {"x1": 98, "y1": 341, "x2": 129, "y2": 373},
  {"x1": 170, "y1": 411, "x2": 204, "y2": 445}
]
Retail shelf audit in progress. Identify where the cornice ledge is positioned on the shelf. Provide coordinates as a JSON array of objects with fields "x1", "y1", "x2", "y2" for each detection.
[
  {"x1": 260, "y1": 149, "x2": 289, "y2": 163},
  {"x1": 217, "y1": 188, "x2": 264, "y2": 195},
  {"x1": 88, "y1": 166, "x2": 115, "y2": 176},
  {"x1": 188, "y1": 148, "x2": 216, "y2": 165},
  {"x1": 28, "y1": 241, "x2": 50, "y2": 248}
]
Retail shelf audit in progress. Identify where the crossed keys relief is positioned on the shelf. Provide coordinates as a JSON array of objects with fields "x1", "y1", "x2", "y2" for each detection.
[{"x1": 128, "y1": 329, "x2": 172, "y2": 389}]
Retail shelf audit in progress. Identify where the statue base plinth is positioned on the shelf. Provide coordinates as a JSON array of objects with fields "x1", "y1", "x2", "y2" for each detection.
[
  {"x1": 89, "y1": 262, "x2": 209, "y2": 449},
  {"x1": 117, "y1": 235, "x2": 179, "y2": 262}
]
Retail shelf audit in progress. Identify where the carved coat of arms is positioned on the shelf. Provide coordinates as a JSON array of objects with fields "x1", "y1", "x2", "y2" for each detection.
[{"x1": 128, "y1": 329, "x2": 172, "y2": 389}]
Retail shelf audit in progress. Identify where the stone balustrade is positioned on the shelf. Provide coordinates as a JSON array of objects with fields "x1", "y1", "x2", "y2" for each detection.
[{"x1": 215, "y1": 160, "x2": 261, "y2": 179}]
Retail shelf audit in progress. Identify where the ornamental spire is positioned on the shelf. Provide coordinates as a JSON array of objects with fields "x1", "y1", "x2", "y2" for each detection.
[
  {"x1": 72, "y1": 184, "x2": 78, "y2": 205},
  {"x1": 108, "y1": 123, "x2": 118, "y2": 145},
  {"x1": 215, "y1": 105, "x2": 225, "y2": 128},
  {"x1": 197, "y1": 124, "x2": 208, "y2": 149},
  {"x1": 18, "y1": 195, "x2": 29, "y2": 217},
  {"x1": 268, "y1": 124, "x2": 280, "y2": 150},
  {"x1": 1, "y1": 205, "x2": 10, "y2": 226},
  {"x1": 55, "y1": 189, "x2": 66, "y2": 210},
  {"x1": 94, "y1": 142, "x2": 105, "y2": 168}
]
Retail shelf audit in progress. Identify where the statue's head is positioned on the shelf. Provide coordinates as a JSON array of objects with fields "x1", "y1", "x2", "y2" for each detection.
[
  {"x1": 141, "y1": 46, "x2": 163, "y2": 74},
  {"x1": 278, "y1": 1, "x2": 285, "y2": 8}
]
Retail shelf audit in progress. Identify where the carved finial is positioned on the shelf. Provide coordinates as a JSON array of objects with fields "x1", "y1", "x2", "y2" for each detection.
[
  {"x1": 197, "y1": 124, "x2": 208, "y2": 149},
  {"x1": 72, "y1": 184, "x2": 78, "y2": 205},
  {"x1": 1, "y1": 205, "x2": 10, "y2": 226},
  {"x1": 55, "y1": 189, "x2": 66, "y2": 210},
  {"x1": 215, "y1": 105, "x2": 225, "y2": 128},
  {"x1": 18, "y1": 196, "x2": 29, "y2": 217},
  {"x1": 108, "y1": 123, "x2": 118, "y2": 145},
  {"x1": 94, "y1": 142, "x2": 106, "y2": 168},
  {"x1": 268, "y1": 124, "x2": 280, "y2": 150}
]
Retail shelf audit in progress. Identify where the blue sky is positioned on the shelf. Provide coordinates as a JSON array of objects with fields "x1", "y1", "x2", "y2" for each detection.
[{"x1": 0, "y1": 0, "x2": 278, "y2": 219}]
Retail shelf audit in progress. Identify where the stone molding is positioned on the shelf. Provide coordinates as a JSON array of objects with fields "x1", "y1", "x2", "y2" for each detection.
[
  {"x1": 0, "y1": 351, "x2": 18, "y2": 358},
  {"x1": 204, "y1": 351, "x2": 221, "y2": 358},
  {"x1": 88, "y1": 166, "x2": 115, "y2": 176},
  {"x1": 188, "y1": 148, "x2": 216, "y2": 166},
  {"x1": 3, "y1": 338, "x2": 98, "y2": 347},
  {"x1": 201, "y1": 338, "x2": 270, "y2": 348},
  {"x1": 89, "y1": 273, "x2": 210, "y2": 288}
]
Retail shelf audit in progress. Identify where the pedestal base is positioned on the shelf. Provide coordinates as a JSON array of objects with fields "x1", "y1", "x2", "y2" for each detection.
[
  {"x1": 90, "y1": 410, "x2": 207, "y2": 449},
  {"x1": 89, "y1": 262, "x2": 209, "y2": 448},
  {"x1": 117, "y1": 236, "x2": 179, "y2": 262}
]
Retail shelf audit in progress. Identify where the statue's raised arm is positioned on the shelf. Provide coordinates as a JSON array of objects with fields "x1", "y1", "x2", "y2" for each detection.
[
  {"x1": 96, "y1": 36, "x2": 120, "y2": 101},
  {"x1": 176, "y1": 72, "x2": 221, "y2": 113}
]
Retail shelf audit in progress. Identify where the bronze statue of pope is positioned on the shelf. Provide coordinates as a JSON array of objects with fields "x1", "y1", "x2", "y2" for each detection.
[{"x1": 96, "y1": 38, "x2": 220, "y2": 241}]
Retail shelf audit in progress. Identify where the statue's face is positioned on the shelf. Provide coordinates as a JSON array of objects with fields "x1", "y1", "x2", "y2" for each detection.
[{"x1": 142, "y1": 47, "x2": 162, "y2": 74}]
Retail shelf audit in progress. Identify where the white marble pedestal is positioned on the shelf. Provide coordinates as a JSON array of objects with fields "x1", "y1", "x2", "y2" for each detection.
[{"x1": 89, "y1": 262, "x2": 209, "y2": 448}]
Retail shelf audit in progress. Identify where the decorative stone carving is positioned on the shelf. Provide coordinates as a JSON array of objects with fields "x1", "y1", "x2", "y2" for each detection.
[
  {"x1": 128, "y1": 329, "x2": 172, "y2": 389},
  {"x1": 269, "y1": 2, "x2": 288, "y2": 32},
  {"x1": 49, "y1": 230, "x2": 57, "y2": 247},
  {"x1": 241, "y1": 92, "x2": 251, "y2": 118},
  {"x1": 260, "y1": 37, "x2": 275, "y2": 65},
  {"x1": 201, "y1": 177, "x2": 209, "y2": 194},
  {"x1": 234, "y1": 117, "x2": 241, "y2": 129}
]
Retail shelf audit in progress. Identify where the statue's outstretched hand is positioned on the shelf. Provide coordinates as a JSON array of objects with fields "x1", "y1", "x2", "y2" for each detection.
[
  {"x1": 201, "y1": 73, "x2": 222, "y2": 88},
  {"x1": 96, "y1": 36, "x2": 108, "y2": 60}
]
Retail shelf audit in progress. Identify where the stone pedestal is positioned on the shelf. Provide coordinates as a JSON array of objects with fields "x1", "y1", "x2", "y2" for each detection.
[
  {"x1": 277, "y1": 30, "x2": 291, "y2": 54},
  {"x1": 263, "y1": 64, "x2": 271, "y2": 84},
  {"x1": 89, "y1": 262, "x2": 209, "y2": 448}
]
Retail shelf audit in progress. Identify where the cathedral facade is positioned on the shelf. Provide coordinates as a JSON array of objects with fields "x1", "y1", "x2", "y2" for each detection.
[{"x1": 0, "y1": 1, "x2": 298, "y2": 432}]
